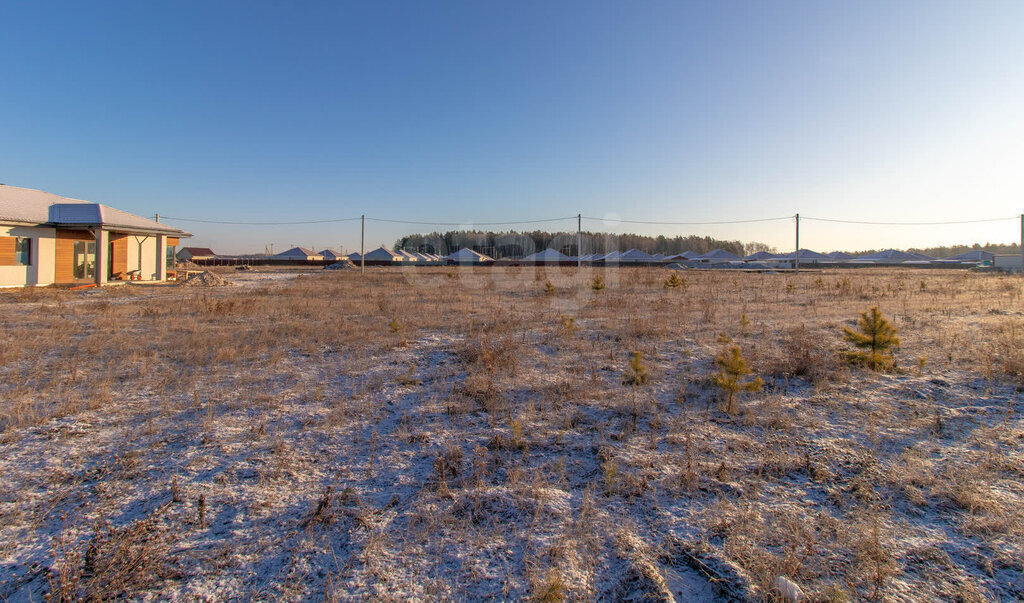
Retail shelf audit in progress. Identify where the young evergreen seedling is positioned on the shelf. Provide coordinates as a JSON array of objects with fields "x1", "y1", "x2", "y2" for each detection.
[
  {"x1": 712, "y1": 346, "x2": 763, "y2": 414},
  {"x1": 843, "y1": 306, "x2": 900, "y2": 371},
  {"x1": 544, "y1": 280, "x2": 556, "y2": 295},
  {"x1": 622, "y1": 351, "x2": 649, "y2": 386},
  {"x1": 591, "y1": 275, "x2": 605, "y2": 291},
  {"x1": 559, "y1": 315, "x2": 579, "y2": 335},
  {"x1": 664, "y1": 273, "x2": 684, "y2": 289}
]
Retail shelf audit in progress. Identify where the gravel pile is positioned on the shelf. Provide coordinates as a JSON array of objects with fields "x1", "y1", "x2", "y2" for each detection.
[
  {"x1": 324, "y1": 260, "x2": 359, "y2": 271},
  {"x1": 181, "y1": 271, "x2": 235, "y2": 287}
]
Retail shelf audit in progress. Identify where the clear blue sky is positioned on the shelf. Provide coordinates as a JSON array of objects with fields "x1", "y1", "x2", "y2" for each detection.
[{"x1": 2, "y1": 1, "x2": 1022, "y2": 253}]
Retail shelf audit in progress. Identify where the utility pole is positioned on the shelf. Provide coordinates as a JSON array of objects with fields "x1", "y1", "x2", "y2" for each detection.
[
  {"x1": 1020, "y1": 213, "x2": 1023, "y2": 274},
  {"x1": 577, "y1": 214, "x2": 582, "y2": 271},
  {"x1": 155, "y1": 213, "x2": 160, "y2": 223},
  {"x1": 360, "y1": 214, "x2": 365, "y2": 275},
  {"x1": 794, "y1": 213, "x2": 800, "y2": 274}
]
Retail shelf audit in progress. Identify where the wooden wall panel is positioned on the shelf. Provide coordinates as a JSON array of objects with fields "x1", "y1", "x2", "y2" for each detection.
[
  {"x1": 166, "y1": 237, "x2": 179, "y2": 246},
  {"x1": 110, "y1": 234, "x2": 128, "y2": 277},
  {"x1": 54, "y1": 230, "x2": 94, "y2": 284},
  {"x1": 0, "y1": 237, "x2": 15, "y2": 266}
]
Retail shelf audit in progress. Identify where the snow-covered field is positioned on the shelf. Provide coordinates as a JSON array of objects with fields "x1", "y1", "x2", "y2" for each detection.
[{"x1": 0, "y1": 267, "x2": 1021, "y2": 600}]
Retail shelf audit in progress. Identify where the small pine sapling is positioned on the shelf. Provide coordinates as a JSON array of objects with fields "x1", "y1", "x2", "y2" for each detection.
[
  {"x1": 388, "y1": 317, "x2": 403, "y2": 333},
  {"x1": 842, "y1": 306, "x2": 900, "y2": 371},
  {"x1": 711, "y1": 346, "x2": 763, "y2": 414},
  {"x1": 664, "y1": 273, "x2": 684, "y2": 289},
  {"x1": 590, "y1": 275, "x2": 605, "y2": 291},
  {"x1": 622, "y1": 351, "x2": 649, "y2": 386},
  {"x1": 544, "y1": 280, "x2": 556, "y2": 295}
]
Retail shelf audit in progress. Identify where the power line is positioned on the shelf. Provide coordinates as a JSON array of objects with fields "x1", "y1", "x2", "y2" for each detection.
[
  {"x1": 366, "y1": 216, "x2": 576, "y2": 226},
  {"x1": 157, "y1": 212, "x2": 1018, "y2": 228},
  {"x1": 582, "y1": 215, "x2": 792, "y2": 225},
  {"x1": 802, "y1": 215, "x2": 1018, "y2": 226},
  {"x1": 159, "y1": 215, "x2": 362, "y2": 225}
]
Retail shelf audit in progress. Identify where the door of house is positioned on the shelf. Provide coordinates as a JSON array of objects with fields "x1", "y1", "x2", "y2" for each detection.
[{"x1": 72, "y1": 240, "x2": 96, "y2": 280}]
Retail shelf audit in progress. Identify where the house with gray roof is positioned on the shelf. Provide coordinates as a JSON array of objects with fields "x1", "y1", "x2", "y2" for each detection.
[
  {"x1": 0, "y1": 184, "x2": 189, "y2": 287},
  {"x1": 274, "y1": 247, "x2": 323, "y2": 261}
]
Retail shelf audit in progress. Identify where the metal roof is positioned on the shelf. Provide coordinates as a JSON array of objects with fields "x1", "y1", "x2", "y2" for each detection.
[
  {"x1": 522, "y1": 248, "x2": 569, "y2": 261},
  {"x1": 697, "y1": 248, "x2": 740, "y2": 260},
  {"x1": 0, "y1": 184, "x2": 189, "y2": 236}
]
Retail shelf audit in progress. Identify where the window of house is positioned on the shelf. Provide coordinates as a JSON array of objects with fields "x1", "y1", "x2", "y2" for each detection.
[
  {"x1": 15, "y1": 237, "x2": 31, "y2": 265},
  {"x1": 166, "y1": 245, "x2": 176, "y2": 271},
  {"x1": 73, "y1": 240, "x2": 96, "y2": 280}
]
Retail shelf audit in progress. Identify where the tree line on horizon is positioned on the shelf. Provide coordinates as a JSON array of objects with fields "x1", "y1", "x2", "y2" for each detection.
[
  {"x1": 394, "y1": 230, "x2": 769, "y2": 258},
  {"x1": 394, "y1": 230, "x2": 1020, "y2": 260}
]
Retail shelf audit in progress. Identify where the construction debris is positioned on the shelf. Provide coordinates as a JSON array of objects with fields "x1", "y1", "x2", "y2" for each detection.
[
  {"x1": 324, "y1": 260, "x2": 359, "y2": 271},
  {"x1": 181, "y1": 271, "x2": 235, "y2": 287}
]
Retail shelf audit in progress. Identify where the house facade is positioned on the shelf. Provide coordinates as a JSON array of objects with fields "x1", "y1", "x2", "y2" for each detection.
[
  {"x1": 176, "y1": 247, "x2": 216, "y2": 261},
  {"x1": 273, "y1": 247, "x2": 323, "y2": 261},
  {"x1": 0, "y1": 185, "x2": 189, "y2": 288}
]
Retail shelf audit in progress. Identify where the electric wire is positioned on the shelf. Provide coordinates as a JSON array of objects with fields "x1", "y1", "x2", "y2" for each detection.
[
  {"x1": 158, "y1": 216, "x2": 362, "y2": 225},
  {"x1": 801, "y1": 215, "x2": 1019, "y2": 226},
  {"x1": 582, "y1": 215, "x2": 792, "y2": 225},
  {"x1": 157, "y1": 213, "x2": 1020, "y2": 227},
  {"x1": 366, "y1": 216, "x2": 577, "y2": 226}
]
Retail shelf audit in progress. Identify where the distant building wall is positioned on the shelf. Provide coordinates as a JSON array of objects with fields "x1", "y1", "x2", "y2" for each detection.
[{"x1": 994, "y1": 255, "x2": 1023, "y2": 273}]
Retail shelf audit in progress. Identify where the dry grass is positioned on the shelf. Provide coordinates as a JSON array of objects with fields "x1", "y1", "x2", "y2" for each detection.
[{"x1": 0, "y1": 266, "x2": 1022, "y2": 600}]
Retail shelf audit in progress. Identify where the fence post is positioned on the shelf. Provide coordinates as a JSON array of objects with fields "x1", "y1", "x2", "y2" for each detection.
[
  {"x1": 794, "y1": 213, "x2": 800, "y2": 274},
  {"x1": 577, "y1": 214, "x2": 582, "y2": 271},
  {"x1": 360, "y1": 214, "x2": 365, "y2": 275}
]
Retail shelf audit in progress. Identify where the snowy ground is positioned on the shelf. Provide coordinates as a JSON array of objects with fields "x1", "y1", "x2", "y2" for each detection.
[{"x1": 0, "y1": 267, "x2": 1021, "y2": 600}]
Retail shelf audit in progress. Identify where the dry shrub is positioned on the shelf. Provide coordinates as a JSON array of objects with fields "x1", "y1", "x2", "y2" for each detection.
[
  {"x1": 752, "y1": 326, "x2": 842, "y2": 383},
  {"x1": 49, "y1": 513, "x2": 180, "y2": 601},
  {"x1": 849, "y1": 514, "x2": 900, "y2": 600},
  {"x1": 530, "y1": 569, "x2": 568, "y2": 602},
  {"x1": 458, "y1": 329, "x2": 521, "y2": 376},
  {"x1": 934, "y1": 465, "x2": 998, "y2": 515}
]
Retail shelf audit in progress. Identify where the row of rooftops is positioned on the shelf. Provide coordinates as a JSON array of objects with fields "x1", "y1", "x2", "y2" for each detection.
[
  {"x1": 184, "y1": 245, "x2": 494, "y2": 263},
  {"x1": 514, "y1": 247, "x2": 998, "y2": 263},
  {"x1": 181, "y1": 244, "x2": 1000, "y2": 265}
]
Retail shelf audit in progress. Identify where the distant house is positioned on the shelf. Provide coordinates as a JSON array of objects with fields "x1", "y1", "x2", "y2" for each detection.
[
  {"x1": 274, "y1": 247, "x2": 323, "y2": 261},
  {"x1": 363, "y1": 246, "x2": 404, "y2": 262},
  {"x1": 396, "y1": 249, "x2": 419, "y2": 262},
  {"x1": 743, "y1": 251, "x2": 777, "y2": 261},
  {"x1": 774, "y1": 249, "x2": 830, "y2": 263},
  {"x1": 522, "y1": 248, "x2": 569, "y2": 263},
  {"x1": 853, "y1": 249, "x2": 934, "y2": 263},
  {"x1": 317, "y1": 249, "x2": 347, "y2": 261},
  {"x1": 446, "y1": 248, "x2": 494, "y2": 264},
  {"x1": 695, "y1": 249, "x2": 740, "y2": 263},
  {"x1": 176, "y1": 247, "x2": 216, "y2": 261},
  {"x1": 0, "y1": 184, "x2": 189, "y2": 287},
  {"x1": 994, "y1": 255, "x2": 1023, "y2": 273},
  {"x1": 826, "y1": 251, "x2": 854, "y2": 260},
  {"x1": 618, "y1": 249, "x2": 656, "y2": 263},
  {"x1": 597, "y1": 250, "x2": 624, "y2": 262},
  {"x1": 663, "y1": 251, "x2": 699, "y2": 261},
  {"x1": 946, "y1": 250, "x2": 994, "y2": 262}
]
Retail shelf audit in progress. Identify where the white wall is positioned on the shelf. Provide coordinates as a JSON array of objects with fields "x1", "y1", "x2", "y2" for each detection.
[
  {"x1": 125, "y1": 235, "x2": 160, "y2": 280},
  {"x1": 994, "y1": 255, "x2": 1023, "y2": 273},
  {"x1": 0, "y1": 225, "x2": 55, "y2": 287},
  {"x1": 157, "y1": 235, "x2": 167, "y2": 281}
]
